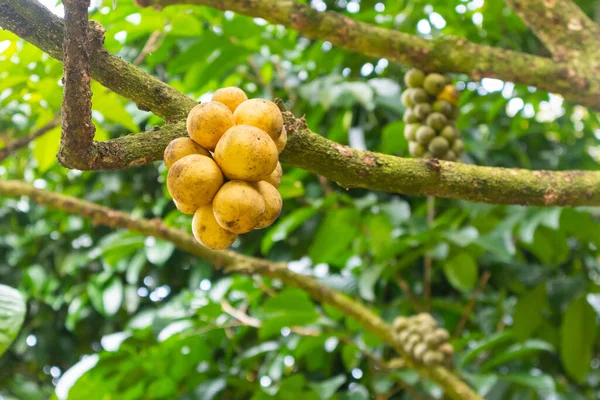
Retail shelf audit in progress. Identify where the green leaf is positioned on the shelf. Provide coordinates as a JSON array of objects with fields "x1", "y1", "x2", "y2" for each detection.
[
  {"x1": 309, "y1": 375, "x2": 346, "y2": 400},
  {"x1": 513, "y1": 283, "x2": 547, "y2": 340},
  {"x1": 144, "y1": 237, "x2": 175, "y2": 266},
  {"x1": 501, "y1": 373, "x2": 555, "y2": 396},
  {"x1": 261, "y1": 206, "x2": 319, "y2": 254},
  {"x1": 309, "y1": 208, "x2": 361, "y2": 265},
  {"x1": 193, "y1": 377, "x2": 227, "y2": 400},
  {"x1": 260, "y1": 288, "x2": 319, "y2": 339},
  {"x1": 481, "y1": 339, "x2": 554, "y2": 371},
  {"x1": 147, "y1": 377, "x2": 177, "y2": 399},
  {"x1": 33, "y1": 124, "x2": 61, "y2": 173},
  {"x1": 560, "y1": 296, "x2": 597, "y2": 383},
  {"x1": 443, "y1": 252, "x2": 478, "y2": 292},
  {"x1": 358, "y1": 265, "x2": 383, "y2": 301},
  {"x1": 102, "y1": 278, "x2": 123, "y2": 316},
  {"x1": 0, "y1": 284, "x2": 26, "y2": 357}
]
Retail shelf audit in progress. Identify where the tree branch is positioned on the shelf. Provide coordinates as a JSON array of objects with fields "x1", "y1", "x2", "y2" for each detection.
[
  {"x1": 505, "y1": 0, "x2": 600, "y2": 63},
  {"x1": 0, "y1": 179, "x2": 481, "y2": 400},
  {"x1": 134, "y1": 0, "x2": 600, "y2": 110},
  {"x1": 0, "y1": 119, "x2": 60, "y2": 163}
]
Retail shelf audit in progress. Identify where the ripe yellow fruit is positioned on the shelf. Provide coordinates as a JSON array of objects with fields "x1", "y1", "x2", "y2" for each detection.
[
  {"x1": 213, "y1": 181, "x2": 266, "y2": 234},
  {"x1": 436, "y1": 85, "x2": 460, "y2": 105},
  {"x1": 192, "y1": 204, "x2": 237, "y2": 250},
  {"x1": 233, "y1": 99, "x2": 283, "y2": 141},
  {"x1": 163, "y1": 137, "x2": 210, "y2": 169},
  {"x1": 275, "y1": 128, "x2": 287, "y2": 153},
  {"x1": 214, "y1": 124, "x2": 278, "y2": 182},
  {"x1": 265, "y1": 161, "x2": 282, "y2": 188},
  {"x1": 173, "y1": 199, "x2": 197, "y2": 215},
  {"x1": 253, "y1": 181, "x2": 282, "y2": 229},
  {"x1": 167, "y1": 155, "x2": 223, "y2": 209},
  {"x1": 186, "y1": 101, "x2": 235, "y2": 150},
  {"x1": 212, "y1": 86, "x2": 248, "y2": 113}
]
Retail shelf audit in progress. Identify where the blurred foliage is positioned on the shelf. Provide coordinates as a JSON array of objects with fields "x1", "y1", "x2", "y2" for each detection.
[{"x1": 1, "y1": 0, "x2": 600, "y2": 399}]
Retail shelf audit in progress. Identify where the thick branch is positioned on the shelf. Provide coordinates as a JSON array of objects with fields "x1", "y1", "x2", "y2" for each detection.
[
  {"x1": 505, "y1": 0, "x2": 600, "y2": 62},
  {"x1": 0, "y1": 119, "x2": 60, "y2": 163},
  {"x1": 59, "y1": 0, "x2": 96, "y2": 170},
  {"x1": 0, "y1": 179, "x2": 481, "y2": 400},
  {"x1": 0, "y1": 0, "x2": 196, "y2": 120},
  {"x1": 136, "y1": 0, "x2": 600, "y2": 110}
]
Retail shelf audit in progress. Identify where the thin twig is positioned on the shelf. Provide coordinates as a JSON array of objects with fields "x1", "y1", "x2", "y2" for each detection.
[
  {"x1": 424, "y1": 196, "x2": 435, "y2": 311},
  {"x1": 221, "y1": 299, "x2": 261, "y2": 328},
  {"x1": 453, "y1": 271, "x2": 491, "y2": 338},
  {"x1": 395, "y1": 276, "x2": 422, "y2": 312},
  {"x1": 0, "y1": 119, "x2": 60, "y2": 163},
  {"x1": 133, "y1": 30, "x2": 163, "y2": 66}
]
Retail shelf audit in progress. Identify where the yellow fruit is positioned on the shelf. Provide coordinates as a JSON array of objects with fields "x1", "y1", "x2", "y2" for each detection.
[
  {"x1": 213, "y1": 181, "x2": 266, "y2": 234},
  {"x1": 167, "y1": 155, "x2": 223, "y2": 209},
  {"x1": 275, "y1": 127, "x2": 287, "y2": 153},
  {"x1": 192, "y1": 204, "x2": 237, "y2": 250},
  {"x1": 163, "y1": 137, "x2": 210, "y2": 169},
  {"x1": 173, "y1": 199, "x2": 197, "y2": 215},
  {"x1": 212, "y1": 86, "x2": 248, "y2": 113},
  {"x1": 265, "y1": 161, "x2": 282, "y2": 188},
  {"x1": 186, "y1": 101, "x2": 235, "y2": 150},
  {"x1": 214, "y1": 124, "x2": 278, "y2": 182},
  {"x1": 436, "y1": 85, "x2": 460, "y2": 105},
  {"x1": 233, "y1": 99, "x2": 283, "y2": 141},
  {"x1": 253, "y1": 181, "x2": 282, "y2": 229}
]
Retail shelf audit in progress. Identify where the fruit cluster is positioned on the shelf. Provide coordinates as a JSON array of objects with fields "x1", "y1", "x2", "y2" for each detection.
[
  {"x1": 163, "y1": 87, "x2": 286, "y2": 250},
  {"x1": 402, "y1": 69, "x2": 463, "y2": 161},
  {"x1": 393, "y1": 313, "x2": 454, "y2": 368}
]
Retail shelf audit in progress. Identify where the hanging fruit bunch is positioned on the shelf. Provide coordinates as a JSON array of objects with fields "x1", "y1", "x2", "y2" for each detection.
[
  {"x1": 393, "y1": 313, "x2": 454, "y2": 368},
  {"x1": 401, "y1": 69, "x2": 463, "y2": 161},
  {"x1": 163, "y1": 87, "x2": 286, "y2": 250}
]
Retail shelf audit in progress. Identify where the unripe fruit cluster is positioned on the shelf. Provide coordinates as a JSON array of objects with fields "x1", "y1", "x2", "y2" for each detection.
[
  {"x1": 163, "y1": 87, "x2": 286, "y2": 250},
  {"x1": 393, "y1": 313, "x2": 454, "y2": 368},
  {"x1": 402, "y1": 69, "x2": 464, "y2": 161}
]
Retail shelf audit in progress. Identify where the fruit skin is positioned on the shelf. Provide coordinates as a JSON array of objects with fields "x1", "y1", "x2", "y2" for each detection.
[
  {"x1": 404, "y1": 69, "x2": 425, "y2": 88},
  {"x1": 423, "y1": 73, "x2": 446, "y2": 95},
  {"x1": 410, "y1": 88, "x2": 429, "y2": 104},
  {"x1": 213, "y1": 180, "x2": 266, "y2": 234},
  {"x1": 234, "y1": 99, "x2": 283, "y2": 141},
  {"x1": 428, "y1": 136, "x2": 450, "y2": 157},
  {"x1": 422, "y1": 151, "x2": 434, "y2": 159},
  {"x1": 163, "y1": 137, "x2": 210, "y2": 169},
  {"x1": 214, "y1": 124, "x2": 279, "y2": 182},
  {"x1": 440, "y1": 125, "x2": 457, "y2": 142},
  {"x1": 265, "y1": 161, "x2": 282, "y2": 188},
  {"x1": 253, "y1": 181, "x2": 283, "y2": 229},
  {"x1": 452, "y1": 139, "x2": 464, "y2": 154},
  {"x1": 403, "y1": 109, "x2": 420, "y2": 124},
  {"x1": 426, "y1": 112, "x2": 448, "y2": 131},
  {"x1": 416, "y1": 126, "x2": 436, "y2": 145},
  {"x1": 212, "y1": 86, "x2": 248, "y2": 113},
  {"x1": 186, "y1": 102, "x2": 235, "y2": 150},
  {"x1": 404, "y1": 124, "x2": 420, "y2": 141},
  {"x1": 173, "y1": 199, "x2": 197, "y2": 215},
  {"x1": 401, "y1": 90, "x2": 414, "y2": 108},
  {"x1": 432, "y1": 100, "x2": 453, "y2": 117},
  {"x1": 409, "y1": 141, "x2": 426, "y2": 157},
  {"x1": 413, "y1": 103, "x2": 432, "y2": 120},
  {"x1": 276, "y1": 127, "x2": 287, "y2": 153},
  {"x1": 437, "y1": 84, "x2": 460, "y2": 105},
  {"x1": 444, "y1": 150, "x2": 457, "y2": 162},
  {"x1": 192, "y1": 204, "x2": 237, "y2": 250},
  {"x1": 167, "y1": 155, "x2": 224, "y2": 209}
]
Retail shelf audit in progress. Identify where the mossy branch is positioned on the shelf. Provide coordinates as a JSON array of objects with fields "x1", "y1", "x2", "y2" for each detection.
[
  {"x1": 0, "y1": 179, "x2": 482, "y2": 400},
  {"x1": 0, "y1": 119, "x2": 60, "y2": 163},
  {"x1": 135, "y1": 0, "x2": 600, "y2": 110}
]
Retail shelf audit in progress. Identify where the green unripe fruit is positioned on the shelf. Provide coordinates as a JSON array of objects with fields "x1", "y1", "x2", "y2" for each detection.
[
  {"x1": 445, "y1": 150, "x2": 457, "y2": 162},
  {"x1": 451, "y1": 105, "x2": 460, "y2": 120},
  {"x1": 428, "y1": 136, "x2": 450, "y2": 157},
  {"x1": 415, "y1": 313, "x2": 435, "y2": 323},
  {"x1": 416, "y1": 126, "x2": 436, "y2": 145},
  {"x1": 433, "y1": 328, "x2": 450, "y2": 342},
  {"x1": 426, "y1": 112, "x2": 448, "y2": 131},
  {"x1": 440, "y1": 125, "x2": 458, "y2": 142},
  {"x1": 404, "y1": 69, "x2": 426, "y2": 88},
  {"x1": 404, "y1": 124, "x2": 420, "y2": 141},
  {"x1": 401, "y1": 89, "x2": 414, "y2": 108},
  {"x1": 413, "y1": 343, "x2": 428, "y2": 359},
  {"x1": 398, "y1": 330, "x2": 411, "y2": 342},
  {"x1": 393, "y1": 317, "x2": 409, "y2": 332},
  {"x1": 410, "y1": 88, "x2": 429, "y2": 104},
  {"x1": 423, "y1": 351, "x2": 444, "y2": 366},
  {"x1": 439, "y1": 343, "x2": 454, "y2": 357},
  {"x1": 403, "y1": 109, "x2": 419, "y2": 124},
  {"x1": 413, "y1": 103, "x2": 432, "y2": 120},
  {"x1": 433, "y1": 100, "x2": 453, "y2": 117},
  {"x1": 422, "y1": 152, "x2": 433, "y2": 159},
  {"x1": 409, "y1": 141, "x2": 426, "y2": 158},
  {"x1": 452, "y1": 139, "x2": 464, "y2": 154},
  {"x1": 423, "y1": 73, "x2": 446, "y2": 95}
]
